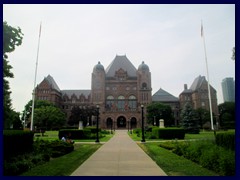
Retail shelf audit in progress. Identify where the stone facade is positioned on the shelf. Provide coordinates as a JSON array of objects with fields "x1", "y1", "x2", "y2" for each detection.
[
  {"x1": 179, "y1": 75, "x2": 219, "y2": 116},
  {"x1": 35, "y1": 55, "x2": 152, "y2": 129},
  {"x1": 35, "y1": 58, "x2": 219, "y2": 129}
]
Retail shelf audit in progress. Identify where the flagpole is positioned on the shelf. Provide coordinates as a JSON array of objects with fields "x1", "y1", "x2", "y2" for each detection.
[
  {"x1": 201, "y1": 21, "x2": 214, "y2": 131},
  {"x1": 30, "y1": 22, "x2": 42, "y2": 131}
]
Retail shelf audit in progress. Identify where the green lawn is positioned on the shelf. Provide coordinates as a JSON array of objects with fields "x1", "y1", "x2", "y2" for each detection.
[
  {"x1": 34, "y1": 130, "x2": 114, "y2": 142},
  {"x1": 138, "y1": 142, "x2": 219, "y2": 176},
  {"x1": 20, "y1": 144, "x2": 101, "y2": 176},
  {"x1": 129, "y1": 129, "x2": 235, "y2": 141}
]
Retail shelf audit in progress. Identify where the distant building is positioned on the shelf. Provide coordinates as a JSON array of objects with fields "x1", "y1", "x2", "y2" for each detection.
[
  {"x1": 179, "y1": 75, "x2": 218, "y2": 116},
  {"x1": 221, "y1": 77, "x2": 235, "y2": 102},
  {"x1": 35, "y1": 55, "x2": 152, "y2": 129},
  {"x1": 152, "y1": 88, "x2": 180, "y2": 126}
]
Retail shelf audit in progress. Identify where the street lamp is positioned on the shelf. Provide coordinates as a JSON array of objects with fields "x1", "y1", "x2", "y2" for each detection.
[
  {"x1": 141, "y1": 104, "x2": 145, "y2": 142},
  {"x1": 110, "y1": 119, "x2": 113, "y2": 134},
  {"x1": 95, "y1": 105, "x2": 100, "y2": 143}
]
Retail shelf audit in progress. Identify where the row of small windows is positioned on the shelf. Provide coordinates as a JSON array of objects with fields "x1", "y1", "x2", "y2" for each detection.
[
  {"x1": 39, "y1": 90, "x2": 50, "y2": 94},
  {"x1": 106, "y1": 87, "x2": 137, "y2": 91},
  {"x1": 38, "y1": 96, "x2": 49, "y2": 100},
  {"x1": 106, "y1": 95, "x2": 136, "y2": 100}
]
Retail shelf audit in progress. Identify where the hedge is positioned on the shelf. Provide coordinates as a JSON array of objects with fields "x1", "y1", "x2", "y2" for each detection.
[
  {"x1": 216, "y1": 132, "x2": 235, "y2": 151},
  {"x1": 58, "y1": 128, "x2": 102, "y2": 140},
  {"x1": 3, "y1": 130, "x2": 34, "y2": 160},
  {"x1": 152, "y1": 128, "x2": 185, "y2": 139}
]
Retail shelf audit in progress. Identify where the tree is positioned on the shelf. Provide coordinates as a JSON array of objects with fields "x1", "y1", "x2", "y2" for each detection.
[
  {"x1": 180, "y1": 103, "x2": 200, "y2": 134},
  {"x1": 195, "y1": 108, "x2": 211, "y2": 129},
  {"x1": 218, "y1": 102, "x2": 235, "y2": 129},
  {"x1": 22, "y1": 100, "x2": 66, "y2": 129},
  {"x1": 146, "y1": 102, "x2": 174, "y2": 127},
  {"x1": 68, "y1": 106, "x2": 98, "y2": 127},
  {"x1": 33, "y1": 106, "x2": 66, "y2": 130},
  {"x1": 3, "y1": 21, "x2": 24, "y2": 129}
]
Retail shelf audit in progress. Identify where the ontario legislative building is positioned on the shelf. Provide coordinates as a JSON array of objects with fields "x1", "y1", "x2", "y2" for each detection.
[{"x1": 35, "y1": 55, "x2": 152, "y2": 129}]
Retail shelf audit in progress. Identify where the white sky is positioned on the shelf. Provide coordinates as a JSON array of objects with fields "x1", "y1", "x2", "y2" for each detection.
[{"x1": 3, "y1": 4, "x2": 235, "y2": 113}]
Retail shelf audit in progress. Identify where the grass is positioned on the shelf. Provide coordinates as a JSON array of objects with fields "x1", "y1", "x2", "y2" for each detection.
[
  {"x1": 128, "y1": 129, "x2": 235, "y2": 141},
  {"x1": 34, "y1": 130, "x2": 114, "y2": 142},
  {"x1": 138, "y1": 142, "x2": 219, "y2": 176},
  {"x1": 20, "y1": 143, "x2": 102, "y2": 176}
]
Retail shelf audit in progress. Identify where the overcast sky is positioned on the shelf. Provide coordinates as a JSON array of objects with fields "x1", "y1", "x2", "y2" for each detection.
[{"x1": 3, "y1": 4, "x2": 235, "y2": 113}]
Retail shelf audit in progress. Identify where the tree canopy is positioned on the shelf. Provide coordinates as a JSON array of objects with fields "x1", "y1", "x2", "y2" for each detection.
[
  {"x1": 3, "y1": 21, "x2": 24, "y2": 129},
  {"x1": 23, "y1": 100, "x2": 66, "y2": 130},
  {"x1": 146, "y1": 102, "x2": 174, "y2": 127},
  {"x1": 180, "y1": 103, "x2": 200, "y2": 134},
  {"x1": 218, "y1": 102, "x2": 235, "y2": 129}
]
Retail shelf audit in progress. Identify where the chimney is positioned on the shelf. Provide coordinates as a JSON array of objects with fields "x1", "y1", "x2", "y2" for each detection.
[{"x1": 184, "y1": 84, "x2": 188, "y2": 90}]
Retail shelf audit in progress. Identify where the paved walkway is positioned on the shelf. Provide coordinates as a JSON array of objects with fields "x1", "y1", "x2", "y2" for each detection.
[{"x1": 71, "y1": 130, "x2": 167, "y2": 176}]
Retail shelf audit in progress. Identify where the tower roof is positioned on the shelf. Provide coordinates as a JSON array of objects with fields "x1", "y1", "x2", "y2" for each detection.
[
  {"x1": 105, "y1": 55, "x2": 137, "y2": 77},
  {"x1": 44, "y1": 75, "x2": 61, "y2": 92},
  {"x1": 93, "y1": 61, "x2": 105, "y2": 72},
  {"x1": 152, "y1": 88, "x2": 178, "y2": 102},
  {"x1": 138, "y1": 61, "x2": 149, "y2": 71}
]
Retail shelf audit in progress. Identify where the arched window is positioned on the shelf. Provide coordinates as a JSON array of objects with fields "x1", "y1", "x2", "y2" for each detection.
[
  {"x1": 128, "y1": 95, "x2": 137, "y2": 110},
  {"x1": 117, "y1": 95, "x2": 125, "y2": 111},
  {"x1": 106, "y1": 95, "x2": 114, "y2": 111}
]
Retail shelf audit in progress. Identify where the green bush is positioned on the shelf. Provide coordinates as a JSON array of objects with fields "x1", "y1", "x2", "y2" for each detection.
[
  {"x1": 152, "y1": 128, "x2": 185, "y2": 139},
  {"x1": 216, "y1": 132, "x2": 235, "y2": 150},
  {"x1": 58, "y1": 129, "x2": 85, "y2": 139},
  {"x1": 48, "y1": 140, "x2": 74, "y2": 158},
  {"x1": 3, "y1": 130, "x2": 34, "y2": 160},
  {"x1": 163, "y1": 140, "x2": 235, "y2": 176}
]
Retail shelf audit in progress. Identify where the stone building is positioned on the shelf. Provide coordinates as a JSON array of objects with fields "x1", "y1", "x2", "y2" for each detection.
[
  {"x1": 35, "y1": 55, "x2": 152, "y2": 129},
  {"x1": 179, "y1": 75, "x2": 219, "y2": 116}
]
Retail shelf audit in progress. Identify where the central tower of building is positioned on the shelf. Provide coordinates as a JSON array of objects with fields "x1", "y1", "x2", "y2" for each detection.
[{"x1": 91, "y1": 55, "x2": 152, "y2": 129}]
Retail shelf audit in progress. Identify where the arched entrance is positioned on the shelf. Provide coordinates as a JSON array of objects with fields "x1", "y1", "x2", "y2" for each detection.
[
  {"x1": 106, "y1": 118, "x2": 113, "y2": 129},
  {"x1": 117, "y1": 116, "x2": 126, "y2": 128},
  {"x1": 131, "y1": 117, "x2": 137, "y2": 129}
]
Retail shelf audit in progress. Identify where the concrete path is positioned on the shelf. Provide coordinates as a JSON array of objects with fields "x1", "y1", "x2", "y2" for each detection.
[{"x1": 71, "y1": 130, "x2": 167, "y2": 176}]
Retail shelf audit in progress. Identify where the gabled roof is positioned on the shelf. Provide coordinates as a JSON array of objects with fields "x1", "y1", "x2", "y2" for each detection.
[
  {"x1": 61, "y1": 90, "x2": 91, "y2": 98},
  {"x1": 44, "y1": 75, "x2": 61, "y2": 92},
  {"x1": 152, "y1": 88, "x2": 178, "y2": 102},
  {"x1": 105, "y1": 55, "x2": 137, "y2": 77},
  {"x1": 190, "y1": 75, "x2": 206, "y2": 91}
]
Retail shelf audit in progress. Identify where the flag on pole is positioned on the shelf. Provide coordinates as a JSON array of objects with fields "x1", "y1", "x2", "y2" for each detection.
[{"x1": 201, "y1": 23, "x2": 204, "y2": 37}]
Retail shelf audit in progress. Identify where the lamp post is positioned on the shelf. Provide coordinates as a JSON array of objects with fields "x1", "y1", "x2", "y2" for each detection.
[
  {"x1": 141, "y1": 104, "x2": 145, "y2": 142},
  {"x1": 95, "y1": 105, "x2": 100, "y2": 143},
  {"x1": 110, "y1": 119, "x2": 113, "y2": 134}
]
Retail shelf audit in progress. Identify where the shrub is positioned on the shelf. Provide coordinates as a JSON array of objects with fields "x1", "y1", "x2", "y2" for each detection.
[
  {"x1": 153, "y1": 128, "x2": 185, "y2": 139},
  {"x1": 3, "y1": 130, "x2": 34, "y2": 160},
  {"x1": 164, "y1": 140, "x2": 235, "y2": 176},
  {"x1": 216, "y1": 132, "x2": 235, "y2": 151}
]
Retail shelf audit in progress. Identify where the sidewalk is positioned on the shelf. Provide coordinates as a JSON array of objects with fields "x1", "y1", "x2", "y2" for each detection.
[{"x1": 71, "y1": 130, "x2": 167, "y2": 176}]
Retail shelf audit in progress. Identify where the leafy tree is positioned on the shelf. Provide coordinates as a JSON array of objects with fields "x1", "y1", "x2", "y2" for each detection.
[
  {"x1": 3, "y1": 21, "x2": 24, "y2": 129},
  {"x1": 12, "y1": 111, "x2": 23, "y2": 130},
  {"x1": 195, "y1": 108, "x2": 211, "y2": 129},
  {"x1": 146, "y1": 102, "x2": 174, "y2": 127},
  {"x1": 33, "y1": 106, "x2": 66, "y2": 130},
  {"x1": 218, "y1": 102, "x2": 235, "y2": 129},
  {"x1": 180, "y1": 103, "x2": 200, "y2": 134},
  {"x1": 68, "y1": 106, "x2": 98, "y2": 127},
  {"x1": 22, "y1": 100, "x2": 65, "y2": 129}
]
